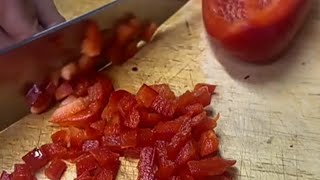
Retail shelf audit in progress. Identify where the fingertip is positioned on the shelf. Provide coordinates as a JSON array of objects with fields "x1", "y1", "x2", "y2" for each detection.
[{"x1": 33, "y1": 0, "x2": 66, "y2": 28}]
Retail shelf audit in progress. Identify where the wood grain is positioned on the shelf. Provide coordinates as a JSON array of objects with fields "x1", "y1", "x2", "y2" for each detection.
[{"x1": 1, "y1": 0, "x2": 320, "y2": 179}]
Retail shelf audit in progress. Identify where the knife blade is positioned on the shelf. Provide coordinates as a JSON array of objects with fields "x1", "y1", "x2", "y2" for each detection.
[{"x1": 0, "y1": 0, "x2": 188, "y2": 131}]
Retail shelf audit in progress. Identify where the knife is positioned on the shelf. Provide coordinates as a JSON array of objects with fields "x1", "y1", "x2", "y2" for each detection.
[{"x1": 0, "y1": 0, "x2": 188, "y2": 131}]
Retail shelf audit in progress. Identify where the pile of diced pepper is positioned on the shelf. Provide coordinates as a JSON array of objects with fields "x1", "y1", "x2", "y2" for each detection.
[{"x1": 0, "y1": 14, "x2": 236, "y2": 180}]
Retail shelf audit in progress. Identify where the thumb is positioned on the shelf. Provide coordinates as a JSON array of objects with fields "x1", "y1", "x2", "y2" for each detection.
[{"x1": 32, "y1": 0, "x2": 65, "y2": 28}]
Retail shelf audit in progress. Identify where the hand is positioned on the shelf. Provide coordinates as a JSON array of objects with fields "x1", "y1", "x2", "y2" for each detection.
[{"x1": 0, "y1": 0, "x2": 65, "y2": 49}]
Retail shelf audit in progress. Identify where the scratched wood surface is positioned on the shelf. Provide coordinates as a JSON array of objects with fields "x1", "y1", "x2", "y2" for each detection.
[{"x1": 1, "y1": 0, "x2": 320, "y2": 179}]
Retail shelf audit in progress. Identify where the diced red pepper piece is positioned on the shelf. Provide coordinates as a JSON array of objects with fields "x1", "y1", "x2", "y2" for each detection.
[
  {"x1": 75, "y1": 153, "x2": 99, "y2": 177},
  {"x1": 199, "y1": 130, "x2": 219, "y2": 157},
  {"x1": 194, "y1": 83, "x2": 216, "y2": 95},
  {"x1": 120, "y1": 129, "x2": 138, "y2": 148},
  {"x1": 82, "y1": 21, "x2": 103, "y2": 57},
  {"x1": 123, "y1": 147, "x2": 142, "y2": 159},
  {"x1": 168, "y1": 176, "x2": 179, "y2": 180},
  {"x1": 85, "y1": 127, "x2": 103, "y2": 140},
  {"x1": 193, "y1": 114, "x2": 219, "y2": 140},
  {"x1": 138, "y1": 128, "x2": 154, "y2": 147},
  {"x1": 155, "y1": 141, "x2": 175, "y2": 179},
  {"x1": 74, "y1": 171, "x2": 93, "y2": 180},
  {"x1": 136, "y1": 84, "x2": 158, "y2": 108},
  {"x1": 150, "y1": 84, "x2": 176, "y2": 100},
  {"x1": 118, "y1": 93, "x2": 140, "y2": 128},
  {"x1": 22, "y1": 148, "x2": 50, "y2": 172},
  {"x1": 68, "y1": 127, "x2": 88, "y2": 148},
  {"x1": 190, "y1": 112, "x2": 207, "y2": 127},
  {"x1": 51, "y1": 130, "x2": 69, "y2": 147},
  {"x1": 109, "y1": 160, "x2": 120, "y2": 178},
  {"x1": 176, "y1": 87, "x2": 212, "y2": 113},
  {"x1": 184, "y1": 103, "x2": 204, "y2": 116},
  {"x1": 40, "y1": 143, "x2": 68, "y2": 160},
  {"x1": 178, "y1": 168, "x2": 195, "y2": 180},
  {"x1": 44, "y1": 159, "x2": 67, "y2": 180},
  {"x1": 151, "y1": 95, "x2": 176, "y2": 117},
  {"x1": 100, "y1": 135, "x2": 121, "y2": 152},
  {"x1": 137, "y1": 147, "x2": 156, "y2": 180},
  {"x1": 104, "y1": 124, "x2": 121, "y2": 136},
  {"x1": 55, "y1": 82, "x2": 73, "y2": 101},
  {"x1": 175, "y1": 141, "x2": 197, "y2": 167},
  {"x1": 90, "y1": 148, "x2": 120, "y2": 168},
  {"x1": 152, "y1": 114, "x2": 189, "y2": 141},
  {"x1": 82, "y1": 140, "x2": 100, "y2": 152},
  {"x1": 187, "y1": 157, "x2": 236, "y2": 177},
  {"x1": 140, "y1": 111, "x2": 163, "y2": 128},
  {"x1": 95, "y1": 169, "x2": 113, "y2": 180},
  {"x1": 90, "y1": 120, "x2": 106, "y2": 134},
  {"x1": 11, "y1": 164, "x2": 35, "y2": 180},
  {"x1": 176, "y1": 91, "x2": 194, "y2": 113},
  {"x1": 0, "y1": 171, "x2": 11, "y2": 180},
  {"x1": 167, "y1": 117, "x2": 192, "y2": 159},
  {"x1": 193, "y1": 86, "x2": 212, "y2": 107},
  {"x1": 88, "y1": 75, "x2": 114, "y2": 105},
  {"x1": 101, "y1": 90, "x2": 131, "y2": 123},
  {"x1": 61, "y1": 148, "x2": 84, "y2": 161},
  {"x1": 141, "y1": 22, "x2": 158, "y2": 42}
]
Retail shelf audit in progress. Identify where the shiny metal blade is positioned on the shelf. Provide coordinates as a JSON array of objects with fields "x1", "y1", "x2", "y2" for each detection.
[{"x1": 0, "y1": 0, "x2": 188, "y2": 131}]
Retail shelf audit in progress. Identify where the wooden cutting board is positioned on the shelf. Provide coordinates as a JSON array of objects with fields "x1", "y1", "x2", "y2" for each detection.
[{"x1": 1, "y1": 0, "x2": 320, "y2": 179}]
